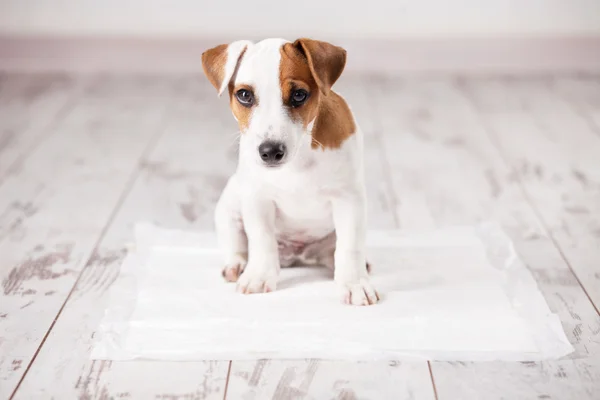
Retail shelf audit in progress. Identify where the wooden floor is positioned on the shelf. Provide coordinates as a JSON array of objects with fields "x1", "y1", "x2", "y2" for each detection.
[{"x1": 1, "y1": 72, "x2": 599, "y2": 399}]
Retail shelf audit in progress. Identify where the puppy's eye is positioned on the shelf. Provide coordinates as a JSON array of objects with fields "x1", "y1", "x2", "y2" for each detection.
[
  {"x1": 290, "y1": 89, "x2": 309, "y2": 107},
  {"x1": 236, "y1": 89, "x2": 254, "y2": 107}
]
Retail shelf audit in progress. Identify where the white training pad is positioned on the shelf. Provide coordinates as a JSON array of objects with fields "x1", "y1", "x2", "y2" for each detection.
[{"x1": 91, "y1": 222, "x2": 573, "y2": 361}]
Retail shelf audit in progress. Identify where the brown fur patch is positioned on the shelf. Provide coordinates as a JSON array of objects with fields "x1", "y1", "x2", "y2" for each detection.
[
  {"x1": 201, "y1": 44, "x2": 228, "y2": 91},
  {"x1": 202, "y1": 42, "x2": 252, "y2": 132},
  {"x1": 293, "y1": 38, "x2": 346, "y2": 95},
  {"x1": 280, "y1": 43, "x2": 320, "y2": 128},
  {"x1": 280, "y1": 41, "x2": 355, "y2": 149},
  {"x1": 311, "y1": 92, "x2": 356, "y2": 149},
  {"x1": 229, "y1": 83, "x2": 256, "y2": 132}
]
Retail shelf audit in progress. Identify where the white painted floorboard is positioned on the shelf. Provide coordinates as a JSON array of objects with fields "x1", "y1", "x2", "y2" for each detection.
[{"x1": 0, "y1": 74, "x2": 598, "y2": 399}]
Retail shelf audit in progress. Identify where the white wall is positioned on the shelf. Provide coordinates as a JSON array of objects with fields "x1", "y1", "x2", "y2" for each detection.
[{"x1": 1, "y1": 0, "x2": 599, "y2": 39}]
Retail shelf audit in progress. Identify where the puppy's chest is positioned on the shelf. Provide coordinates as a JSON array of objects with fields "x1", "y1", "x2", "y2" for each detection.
[
  {"x1": 272, "y1": 186, "x2": 332, "y2": 224},
  {"x1": 268, "y1": 177, "x2": 335, "y2": 240}
]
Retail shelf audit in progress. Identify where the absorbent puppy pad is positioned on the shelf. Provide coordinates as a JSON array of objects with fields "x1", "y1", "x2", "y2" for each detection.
[{"x1": 91, "y1": 222, "x2": 573, "y2": 361}]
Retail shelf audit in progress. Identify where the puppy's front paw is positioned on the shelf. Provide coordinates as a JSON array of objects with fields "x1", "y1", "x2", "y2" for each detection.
[
  {"x1": 338, "y1": 278, "x2": 380, "y2": 306},
  {"x1": 236, "y1": 266, "x2": 278, "y2": 294},
  {"x1": 222, "y1": 254, "x2": 247, "y2": 282},
  {"x1": 222, "y1": 262, "x2": 245, "y2": 282}
]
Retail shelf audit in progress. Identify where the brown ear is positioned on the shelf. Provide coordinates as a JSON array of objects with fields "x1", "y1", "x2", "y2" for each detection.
[
  {"x1": 201, "y1": 40, "x2": 252, "y2": 96},
  {"x1": 293, "y1": 38, "x2": 346, "y2": 95}
]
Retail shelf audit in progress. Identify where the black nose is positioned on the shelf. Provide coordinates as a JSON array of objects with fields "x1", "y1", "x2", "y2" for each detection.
[{"x1": 258, "y1": 141, "x2": 287, "y2": 165}]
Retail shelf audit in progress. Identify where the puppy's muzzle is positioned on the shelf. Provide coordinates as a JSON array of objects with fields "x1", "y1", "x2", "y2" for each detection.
[{"x1": 258, "y1": 140, "x2": 287, "y2": 166}]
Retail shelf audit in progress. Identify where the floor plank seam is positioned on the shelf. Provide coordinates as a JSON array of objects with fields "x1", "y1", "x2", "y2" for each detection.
[
  {"x1": 428, "y1": 361, "x2": 440, "y2": 400},
  {"x1": 222, "y1": 361, "x2": 232, "y2": 400}
]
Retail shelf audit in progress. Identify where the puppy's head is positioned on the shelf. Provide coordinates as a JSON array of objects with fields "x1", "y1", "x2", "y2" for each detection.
[{"x1": 202, "y1": 38, "x2": 347, "y2": 168}]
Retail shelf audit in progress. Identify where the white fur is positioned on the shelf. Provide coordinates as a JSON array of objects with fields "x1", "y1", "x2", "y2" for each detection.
[{"x1": 215, "y1": 39, "x2": 378, "y2": 305}]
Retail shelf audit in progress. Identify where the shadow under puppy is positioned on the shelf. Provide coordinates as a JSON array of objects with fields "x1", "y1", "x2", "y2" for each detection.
[{"x1": 202, "y1": 38, "x2": 378, "y2": 305}]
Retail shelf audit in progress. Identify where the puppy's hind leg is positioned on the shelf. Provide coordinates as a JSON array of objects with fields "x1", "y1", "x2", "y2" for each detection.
[{"x1": 215, "y1": 176, "x2": 248, "y2": 282}]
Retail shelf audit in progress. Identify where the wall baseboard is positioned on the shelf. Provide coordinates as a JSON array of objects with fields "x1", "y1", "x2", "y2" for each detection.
[{"x1": 1, "y1": 35, "x2": 600, "y2": 75}]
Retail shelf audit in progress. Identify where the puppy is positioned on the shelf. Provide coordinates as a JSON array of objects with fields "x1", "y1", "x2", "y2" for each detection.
[{"x1": 202, "y1": 38, "x2": 378, "y2": 305}]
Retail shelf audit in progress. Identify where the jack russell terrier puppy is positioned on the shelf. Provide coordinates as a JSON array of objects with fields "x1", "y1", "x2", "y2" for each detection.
[{"x1": 202, "y1": 38, "x2": 379, "y2": 306}]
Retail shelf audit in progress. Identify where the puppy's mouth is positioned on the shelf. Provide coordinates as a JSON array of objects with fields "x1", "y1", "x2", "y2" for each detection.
[{"x1": 263, "y1": 160, "x2": 286, "y2": 169}]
